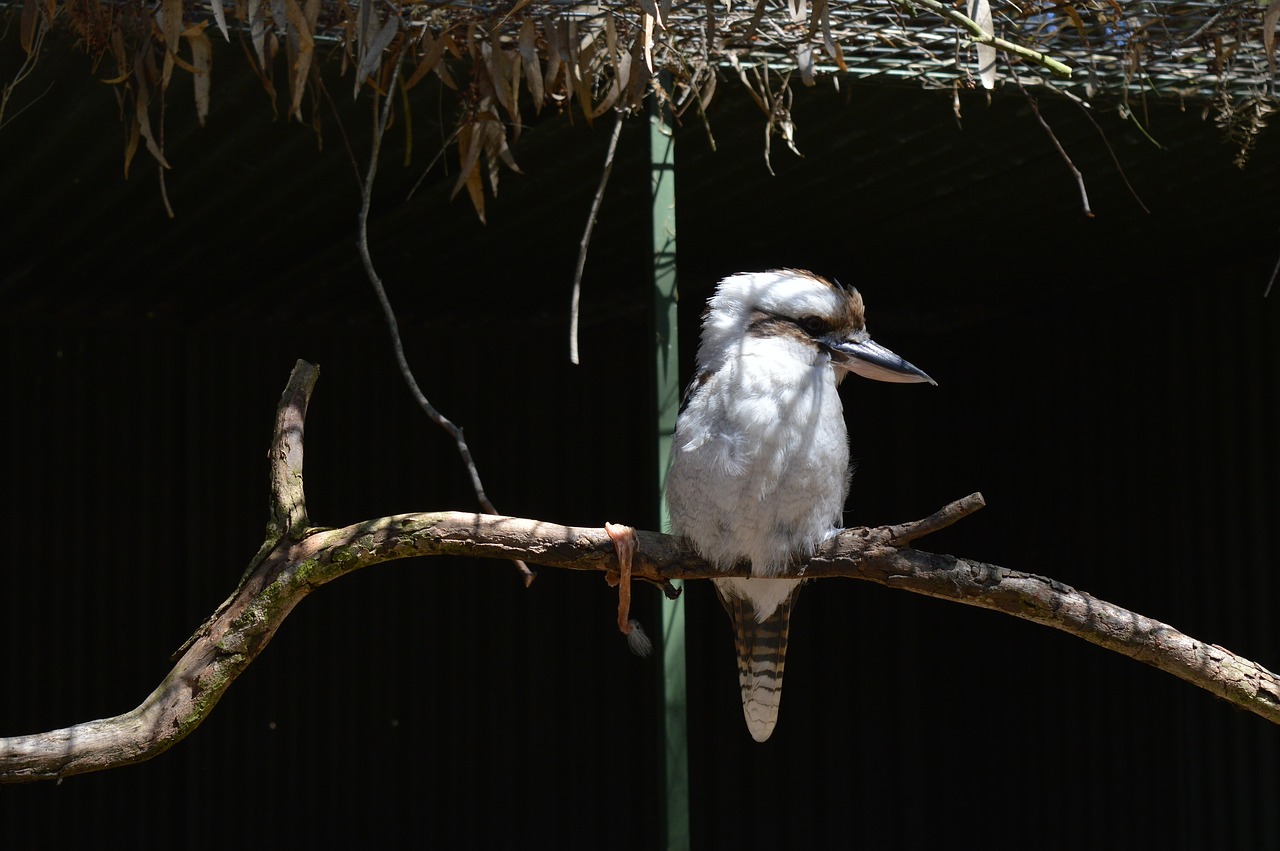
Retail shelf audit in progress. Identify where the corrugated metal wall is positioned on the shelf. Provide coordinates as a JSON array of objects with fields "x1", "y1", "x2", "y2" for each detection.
[{"x1": 3, "y1": 48, "x2": 1280, "y2": 848}]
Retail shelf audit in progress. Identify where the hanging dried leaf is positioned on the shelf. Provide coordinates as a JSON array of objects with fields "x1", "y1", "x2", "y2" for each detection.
[
  {"x1": 568, "y1": 20, "x2": 595, "y2": 123},
  {"x1": 483, "y1": 121, "x2": 502, "y2": 196},
  {"x1": 247, "y1": 0, "x2": 268, "y2": 71},
  {"x1": 591, "y1": 12, "x2": 625, "y2": 117},
  {"x1": 1265, "y1": 0, "x2": 1280, "y2": 84},
  {"x1": 435, "y1": 43, "x2": 458, "y2": 89},
  {"x1": 210, "y1": 0, "x2": 230, "y2": 41},
  {"x1": 356, "y1": 11, "x2": 399, "y2": 96},
  {"x1": 283, "y1": 0, "x2": 316, "y2": 120},
  {"x1": 696, "y1": 63, "x2": 716, "y2": 110},
  {"x1": 159, "y1": 0, "x2": 183, "y2": 90},
  {"x1": 635, "y1": 0, "x2": 664, "y2": 30},
  {"x1": 464, "y1": 159, "x2": 486, "y2": 223},
  {"x1": 482, "y1": 37, "x2": 518, "y2": 129},
  {"x1": 966, "y1": 0, "x2": 996, "y2": 90},
  {"x1": 545, "y1": 18, "x2": 567, "y2": 103},
  {"x1": 814, "y1": 0, "x2": 846, "y2": 72},
  {"x1": 1061, "y1": 3, "x2": 1088, "y2": 41},
  {"x1": 641, "y1": 11, "x2": 655, "y2": 75},
  {"x1": 270, "y1": 0, "x2": 288, "y2": 35},
  {"x1": 133, "y1": 61, "x2": 172, "y2": 170},
  {"x1": 352, "y1": 0, "x2": 373, "y2": 95},
  {"x1": 185, "y1": 24, "x2": 213, "y2": 126},
  {"x1": 796, "y1": 42, "x2": 815, "y2": 86},
  {"x1": 406, "y1": 30, "x2": 446, "y2": 90},
  {"x1": 452, "y1": 121, "x2": 487, "y2": 223},
  {"x1": 123, "y1": 111, "x2": 140, "y2": 179},
  {"x1": 625, "y1": 27, "x2": 649, "y2": 108},
  {"x1": 452, "y1": 117, "x2": 485, "y2": 201},
  {"x1": 518, "y1": 19, "x2": 544, "y2": 112},
  {"x1": 488, "y1": 120, "x2": 521, "y2": 175},
  {"x1": 19, "y1": 0, "x2": 39, "y2": 55}
]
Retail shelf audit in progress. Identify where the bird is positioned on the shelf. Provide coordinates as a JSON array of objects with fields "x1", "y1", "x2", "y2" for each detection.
[{"x1": 664, "y1": 269, "x2": 935, "y2": 742}]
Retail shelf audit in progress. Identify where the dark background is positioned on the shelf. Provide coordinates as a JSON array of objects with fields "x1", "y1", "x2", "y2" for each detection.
[{"x1": 3, "y1": 32, "x2": 1280, "y2": 849}]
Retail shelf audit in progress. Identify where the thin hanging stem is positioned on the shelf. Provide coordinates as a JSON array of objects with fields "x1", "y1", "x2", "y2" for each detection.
[{"x1": 356, "y1": 50, "x2": 535, "y2": 585}]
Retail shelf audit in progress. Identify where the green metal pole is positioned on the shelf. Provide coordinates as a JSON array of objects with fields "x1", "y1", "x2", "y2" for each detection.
[{"x1": 650, "y1": 93, "x2": 688, "y2": 851}]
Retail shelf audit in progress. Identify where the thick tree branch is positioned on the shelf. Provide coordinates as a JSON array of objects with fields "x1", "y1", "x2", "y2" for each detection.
[{"x1": 4, "y1": 361, "x2": 1278, "y2": 784}]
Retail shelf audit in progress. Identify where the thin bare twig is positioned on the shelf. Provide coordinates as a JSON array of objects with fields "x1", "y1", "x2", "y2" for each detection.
[
  {"x1": 884, "y1": 492, "x2": 986, "y2": 545},
  {"x1": 356, "y1": 52, "x2": 535, "y2": 585},
  {"x1": 1010, "y1": 62, "x2": 1092, "y2": 217},
  {"x1": 569, "y1": 108, "x2": 626, "y2": 364},
  {"x1": 1265, "y1": 243, "x2": 1280, "y2": 297},
  {"x1": 1054, "y1": 88, "x2": 1150, "y2": 215}
]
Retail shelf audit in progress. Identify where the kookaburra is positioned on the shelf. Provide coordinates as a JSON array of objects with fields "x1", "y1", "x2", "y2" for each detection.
[{"x1": 665, "y1": 269, "x2": 935, "y2": 742}]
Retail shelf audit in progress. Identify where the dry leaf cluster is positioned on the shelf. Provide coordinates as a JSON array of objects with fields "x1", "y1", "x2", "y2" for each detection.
[{"x1": 6, "y1": 0, "x2": 1280, "y2": 215}]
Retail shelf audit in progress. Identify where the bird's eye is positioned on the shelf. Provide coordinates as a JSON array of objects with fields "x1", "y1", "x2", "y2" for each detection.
[{"x1": 798, "y1": 315, "x2": 827, "y2": 336}]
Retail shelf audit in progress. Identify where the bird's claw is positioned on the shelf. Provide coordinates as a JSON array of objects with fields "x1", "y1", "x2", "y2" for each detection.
[{"x1": 605, "y1": 522, "x2": 653, "y2": 657}]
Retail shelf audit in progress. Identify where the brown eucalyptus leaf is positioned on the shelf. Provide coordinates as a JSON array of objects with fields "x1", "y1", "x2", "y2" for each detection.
[
  {"x1": 574, "y1": 36, "x2": 597, "y2": 125},
  {"x1": 357, "y1": 12, "x2": 399, "y2": 94},
  {"x1": 455, "y1": 119, "x2": 486, "y2": 222},
  {"x1": 641, "y1": 12, "x2": 655, "y2": 75},
  {"x1": 210, "y1": 0, "x2": 230, "y2": 41},
  {"x1": 796, "y1": 42, "x2": 814, "y2": 86},
  {"x1": 1266, "y1": 0, "x2": 1280, "y2": 83},
  {"x1": 160, "y1": 0, "x2": 183, "y2": 55},
  {"x1": 635, "y1": 0, "x2": 663, "y2": 28},
  {"x1": 1060, "y1": 3, "x2": 1087, "y2": 40},
  {"x1": 698, "y1": 63, "x2": 717, "y2": 108},
  {"x1": 406, "y1": 30, "x2": 446, "y2": 90},
  {"x1": 452, "y1": 120, "x2": 485, "y2": 201},
  {"x1": 123, "y1": 113, "x2": 140, "y2": 179},
  {"x1": 591, "y1": 11, "x2": 623, "y2": 117},
  {"x1": 442, "y1": 32, "x2": 463, "y2": 59},
  {"x1": 483, "y1": 123, "x2": 501, "y2": 196},
  {"x1": 625, "y1": 30, "x2": 649, "y2": 108},
  {"x1": 519, "y1": 19, "x2": 544, "y2": 111},
  {"x1": 466, "y1": 21, "x2": 481, "y2": 63},
  {"x1": 613, "y1": 50, "x2": 633, "y2": 111},
  {"x1": 966, "y1": 0, "x2": 996, "y2": 90},
  {"x1": 19, "y1": 0, "x2": 38, "y2": 55},
  {"x1": 185, "y1": 26, "x2": 213, "y2": 126},
  {"x1": 247, "y1": 0, "x2": 267, "y2": 70},
  {"x1": 818, "y1": 1, "x2": 845, "y2": 71},
  {"x1": 283, "y1": 0, "x2": 315, "y2": 120},
  {"x1": 482, "y1": 37, "x2": 518, "y2": 127},
  {"x1": 270, "y1": 0, "x2": 287, "y2": 34},
  {"x1": 352, "y1": 0, "x2": 373, "y2": 95},
  {"x1": 545, "y1": 19, "x2": 567, "y2": 103},
  {"x1": 464, "y1": 160, "x2": 486, "y2": 224},
  {"x1": 134, "y1": 64, "x2": 172, "y2": 169},
  {"x1": 806, "y1": 0, "x2": 824, "y2": 38},
  {"x1": 566, "y1": 20, "x2": 591, "y2": 121},
  {"x1": 159, "y1": 0, "x2": 183, "y2": 89}
]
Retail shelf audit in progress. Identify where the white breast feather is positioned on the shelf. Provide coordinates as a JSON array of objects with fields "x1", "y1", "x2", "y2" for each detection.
[{"x1": 666, "y1": 330, "x2": 850, "y2": 620}]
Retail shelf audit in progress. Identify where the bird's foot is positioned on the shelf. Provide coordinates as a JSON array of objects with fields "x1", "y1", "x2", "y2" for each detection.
[{"x1": 604, "y1": 522, "x2": 652, "y2": 657}]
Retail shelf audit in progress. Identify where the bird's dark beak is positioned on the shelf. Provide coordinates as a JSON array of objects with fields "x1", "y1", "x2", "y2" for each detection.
[{"x1": 826, "y1": 337, "x2": 937, "y2": 386}]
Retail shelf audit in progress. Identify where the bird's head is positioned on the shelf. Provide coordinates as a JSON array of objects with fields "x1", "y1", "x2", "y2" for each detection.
[{"x1": 699, "y1": 268, "x2": 936, "y2": 385}]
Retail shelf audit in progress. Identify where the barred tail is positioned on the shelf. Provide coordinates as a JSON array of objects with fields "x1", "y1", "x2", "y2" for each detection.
[{"x1": 715, "y1": 583, "x2": 801, "y2": 743}]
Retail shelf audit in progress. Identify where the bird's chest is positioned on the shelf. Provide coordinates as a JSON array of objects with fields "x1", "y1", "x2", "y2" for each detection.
[
  {"x1": 668, "y1": 357, "x2": 851, "y2": 572},
  {"x1": 717, "y1": 365, "x2": 848, "y2": 502}
]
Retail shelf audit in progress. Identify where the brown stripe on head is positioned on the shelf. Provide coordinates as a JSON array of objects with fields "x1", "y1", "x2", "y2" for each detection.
[
  {"x1": 771, "y1": 268, "x2": 866, "y2": 334},
  {"x1": 744, "y1": 309, "x2": 817, "y2": 346}
]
